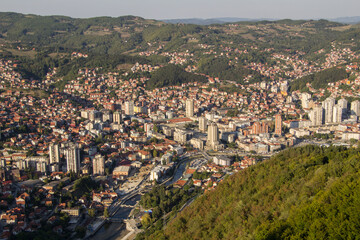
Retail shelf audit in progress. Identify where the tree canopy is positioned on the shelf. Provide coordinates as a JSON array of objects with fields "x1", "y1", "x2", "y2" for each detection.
[{"x1": 139, "y1": 145, "x2": 360, "y2": 240}]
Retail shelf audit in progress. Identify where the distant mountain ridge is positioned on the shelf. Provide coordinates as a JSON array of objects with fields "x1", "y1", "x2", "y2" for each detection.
[
  {"x1": 161, "y1": 17, "x2": 276, "y2": 25},
  {"x1": 330, "y1": 16, "x2": 360, "y2": 24},
  {"x1": 162, "y1": 16, "x2": 360, "y2": 25}
]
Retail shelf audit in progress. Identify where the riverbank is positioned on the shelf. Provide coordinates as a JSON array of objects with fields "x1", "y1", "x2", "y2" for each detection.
[{"x1": 88, "y1": 221, "x2": 130, "y2": 240}]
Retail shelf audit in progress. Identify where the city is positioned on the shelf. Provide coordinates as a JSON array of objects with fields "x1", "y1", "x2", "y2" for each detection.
[{"x1": 1, "y1": 10, "x2": 360, "y2": 240}]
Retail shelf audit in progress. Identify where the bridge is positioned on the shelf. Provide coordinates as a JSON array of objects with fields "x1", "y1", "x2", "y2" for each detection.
[{"x1": 110, "y1": 217, "x2": 124, "y2": 223}]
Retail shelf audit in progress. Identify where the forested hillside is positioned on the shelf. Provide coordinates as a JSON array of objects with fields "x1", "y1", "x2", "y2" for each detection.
[
  {"x1": 146, "y1": 65, "x2": 207, "y2": 89},
  {"x1": 138, "y1": 145, "x2": 360, "y2": 239},
  {"x1": 2, "y1": 12, "x2": 360, "y2": 89},
  {"x1": 290, "y1": 67, "x2": 349, "y2": 91}
]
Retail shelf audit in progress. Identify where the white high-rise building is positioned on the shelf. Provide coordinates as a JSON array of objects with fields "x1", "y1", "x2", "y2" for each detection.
[
  {"x1": 186, "y1": 99, "x2": 194, "y2": 118},
  {"x1": 93, "y1": 154, "x2": 105, "y2": 175},
  {"x1": 113, "y1": 111, "x2": 122, "y2": 124},
  {"x1": 207, "y1": 122, "x2": 221, "y2": 150},
  {"x1": 199, "y1": 117, "x2": 207, "y2": 132},
  {"x1": 351, "y1": 100, "x2": 360, "y2": 116},
  {"x1": 64, "y1": 143, "x2": 80, "y2": 173},
  {"x1": 338, "y1": 98, "x2": 348, "y2": 109},
  {"x1": 88, "y1": 110, "x2": 102, "y2": 121},
  {"x1": 49, "y1": 143, "x2": 60, "y2": 164},
  {"x1": 102, "y1": 110, "x2": 113, "y2": 122},
  {"x1": 310, "y1": 106, "x2": 324, "y2": 126},
  {"x1": 322, "y1": 97, "x2": 335, "y2": 123},
  {"x1": 301, "y1": 93, "x2": 312, "y2": 109},
  {"x1": 124, "y1": 101, "x2": 134, "y2": 115},
  {"x1": 333, "y1": 105, "x2": 344, "y2": 123}
]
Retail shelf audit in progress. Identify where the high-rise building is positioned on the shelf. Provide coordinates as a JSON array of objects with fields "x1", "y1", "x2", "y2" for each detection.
[
  {"x1": 186, "y1": 99, "x2": 194, "y2": 118},
  {"x1": 333, "y1": 104, "x2": 344, "y2": 123},
  {"x1": 252, "y1": 122, "x2": 261, "y2": 135},
  {"x1": 275, "y1": 114, "x2": 282, "y2": 135},
  {"x1": 124, "y1": 101, "x2": 134, "y2": 115},
  {"x1": 64, "y1": 143, "x2": 80, "y2": 173},
  {"x1": 102, "y1": 110, "x2": 113, "y2": 122},
  {"x1": 199, "y1": 117, "x2": 207, "y2": 132},
  {"x1": 322, "y1": 97, "x2": 335, "y2": 123},
  {"x1": 113, "y1": 111, "x2": 122, "y2": 124},
  {"x1": 207, "y1": 122, "x2": 220, "y2": 150},
  {"x1": 338, "y1": 98, "x2": 348, "y2": 109},
  {"x1": 310, "y1": 106, "x2": 324, "y2": 126},
  {"x1": 49, "y1": 143, "x2": 60, "y2": 164},
  {"x1": 351, "y1": 100, "x2": 360, "y2": 116},
  {"x1": 88, "y1": 110, "x2": 102, "y2": 121},
  {"x1": 93, "y1": 154, "x2": 105, "y2": 175},
  {"x1": 144, "y1": 123, "x2": 154, "y2": 133},
  {"x1": 301, "y1": 93, "x2": 312, "y2": 109},
  {"x1": 251, "y1": 122, "x2": 268, "y2": 135}
]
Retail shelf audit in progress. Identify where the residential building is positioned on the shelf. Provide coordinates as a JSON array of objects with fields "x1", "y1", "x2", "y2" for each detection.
[
  {"x1": 93, "y1": 154, "x2": 105, "y2": 175},
  {"x1": 186, "y1": 99, "x2": 194, "y2": 118},
  {"x1": 322, "y1": 97, "x2": 335, "y2": 123},
  {"x1": 49, "y1": 143, "x2": 60, "y2": 164},
  {"x1": 275, "y1": 114, "x2": 282, "y2": 135},
  {"x1": 64, "y1": 143, "x2": 80, "y2": 173},
  {"x1": 310, "y1": 106, "x2": 324, "y2": 126},
  {"x1": 199, "y1": 116, "x2": 207, "y2": 132},
  {"x1": 351, "y1": 100, "x2": 360, "y2": 116},
  {"x1": 124, "y1": 101, "x2": 134, "y2": 115},
  {"x1": 333, "y1": 104, "x2": 344, "y2": 123},
  {"x1": 207, "y1": 122, "x2": 223, "y2": 150},
  {"x1": 113, "y1": 111, "x2": 122, "y2": 124}
]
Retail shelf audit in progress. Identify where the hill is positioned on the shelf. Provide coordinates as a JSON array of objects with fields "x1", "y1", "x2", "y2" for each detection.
[
  {"x1": 146, "y1": 64, "x2": 207, "y2": 90},
  {"x1": 2, "y1": 12, "x2": 360, "y2": 87},
  {"x1": 290, "y1": 67, "x2": 349, "y2": 91},
  {"x1": 137, "y1": 145, "x2": 360, "y2": 239},
  {"x1": 198, "y1": 57, "x2": 265, "y2": 83},
  {"x1": 0, "y1": 12, "x2": 357, "y2": 56},
  {"x1": 161, "y1": 18, "x2": 275, "y2": 25}
]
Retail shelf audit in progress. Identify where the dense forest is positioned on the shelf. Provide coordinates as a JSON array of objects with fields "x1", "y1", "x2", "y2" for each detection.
[
  {"x1": 198, "y1": 58, "x2": 265, "y2": 83},
  {"x1": 146, "y1": 64, "x2": 207, "y2": 89},
  {"x1": 138, "y1": 145, "x2": 360, "y2": 239},
  {"x1": 290, "y1": 67, "x2": 349, "y2": 91}
]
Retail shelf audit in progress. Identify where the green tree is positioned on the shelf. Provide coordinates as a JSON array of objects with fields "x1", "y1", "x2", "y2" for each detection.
[
  {"x1": 104, "y1": 207, "x2": 109, "y2": 218},
  {"x1": 88, "y1": 208, "x2": 96, "y2": 218}
]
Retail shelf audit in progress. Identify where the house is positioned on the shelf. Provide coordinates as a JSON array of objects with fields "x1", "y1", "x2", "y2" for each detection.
[
  {"x1": 1, "y1": 214, "x2": 17, "y2": 224},
  {"x1": 193, "y1": 179, "x2": 202, "y2": 187},
  {"x1": 137, "y1": 150, "x2": 151, "y2": 160},
  {"x1": 43, "y1": 181, "x2": 59, "y2": 191},
  {"x1": 61, "y1": 208, "x2": 80, "y2": 217},
  {"x1": 174, "y1": 179, "x2": 187, "y2": 188},
  {"x1": 112, "y1": 166, "x2": 131, "y2": 179},
  {"x1": 15, "y1": 197, "x2": 26, "y2": 207}
]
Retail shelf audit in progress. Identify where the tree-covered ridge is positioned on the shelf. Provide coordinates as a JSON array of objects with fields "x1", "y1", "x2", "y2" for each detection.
[
  {"x1": 142, "y1": 145, "x2": 360, "y2": 239},
  {"x1": 1, "y1": 12, "x2": 360, "y2": 89},
  {"x1": 146, "y1": 64, "x2": 207, "y2": 89},
  {"x1": 1, "y1": 12, "x2": 359, "y2": 55},
  {"x1": 198, "y1": 57, "x2": 265, "y2": 83},
  {"x1": 290, "y1": 67, "x2": 349, "y2": 91}
]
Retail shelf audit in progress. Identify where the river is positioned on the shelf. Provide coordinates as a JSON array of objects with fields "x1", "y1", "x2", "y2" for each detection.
[
  {"x1": 89, "y1": 195, "x2": 141, "y2": 240},
  {"x1": 165, "y1": 159, "x2": 189, "y2": 186},
  {"x1": 91, "y1": 159, "x2": 189, "y2": 240}
]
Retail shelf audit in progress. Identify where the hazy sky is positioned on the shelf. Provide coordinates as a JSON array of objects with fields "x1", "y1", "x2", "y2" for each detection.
[{"x1": 1, "y1": 0, "x2": 359, "y2": 20}]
